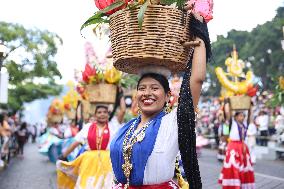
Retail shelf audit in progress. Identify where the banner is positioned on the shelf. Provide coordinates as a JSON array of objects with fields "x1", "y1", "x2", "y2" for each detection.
[{"x1": 0, "y1": 69, "x2": 9, "y2": 104}]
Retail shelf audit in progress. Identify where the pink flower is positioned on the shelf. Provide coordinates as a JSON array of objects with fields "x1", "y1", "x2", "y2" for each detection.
[{"x1": 189, "y1": 0, "x2": 214, "y2": 23}]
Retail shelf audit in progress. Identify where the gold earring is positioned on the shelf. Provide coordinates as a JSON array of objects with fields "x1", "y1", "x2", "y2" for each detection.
[
  {"x1": 138, "y1": 107, "x2": 142, "y2": 115},
  {"x1": 164, "y1": 102, "x2": 172, "y2": 114}
]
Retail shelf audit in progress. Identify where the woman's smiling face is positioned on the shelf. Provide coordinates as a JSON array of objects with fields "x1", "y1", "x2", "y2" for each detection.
[{"x1": 137, "y1": 77, "x2": 170, "y2": 116}]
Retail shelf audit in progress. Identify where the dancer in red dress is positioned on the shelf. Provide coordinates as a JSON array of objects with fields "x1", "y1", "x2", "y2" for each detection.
[{"x1": 218, "y1": 112, "x2": 255, "y2": 189}]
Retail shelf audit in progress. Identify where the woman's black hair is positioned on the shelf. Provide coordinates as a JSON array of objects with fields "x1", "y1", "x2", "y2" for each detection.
[
  {"x1": 190, "y1": 14, "x2": 212, "y2": 62},
  {"x1": 20, "y1": 122, "x2": 27, "y2": 130},
  {"x1": 235, "y1": 111, "x2": 244, "y2": 117},
  {"x1": 137, "y1": 73, "x2": 170, "y2": 93},
  {"x1": 95, "y1": 105, "x2": 108, "y2": 114},
  {"x1": 0, "y1": 114, "x2": 4, "y2": 125}
]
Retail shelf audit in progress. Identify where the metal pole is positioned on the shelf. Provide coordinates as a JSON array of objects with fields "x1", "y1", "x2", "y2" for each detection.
[
  {"x1": 0, "y1": 59, "x2": 2, "y2": 102},
  {"x1": 0, "y1": 58, "x2": 3, "y2": 72}
]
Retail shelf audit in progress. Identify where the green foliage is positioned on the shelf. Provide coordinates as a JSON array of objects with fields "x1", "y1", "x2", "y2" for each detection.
[
  {"x1": 207, "y1": 7, "x2": 284, "y2": 96},
  {"x1": 0, "y1": 22, "x2": 63, "y2": 112},
  {"x1": 138, "y1": 1, "x2": 150, "y2": 29},
  {"x1": 80, "y1": 1, "x2": 126, "y2": 32},
  {"x1": 267, "y1": 77, "x2": 284, "y2": 107},
  {"x1": 160, "y1": 0, "x2": 186, "y2": 9},
  {"x1": 120, "y1": 74, "x2": 139, "y2": 89}
]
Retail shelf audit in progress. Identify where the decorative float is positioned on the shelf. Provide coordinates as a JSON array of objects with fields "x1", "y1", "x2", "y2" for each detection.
[{"x1": 215, "y1": 46, "x2": 257, "y2": 110}]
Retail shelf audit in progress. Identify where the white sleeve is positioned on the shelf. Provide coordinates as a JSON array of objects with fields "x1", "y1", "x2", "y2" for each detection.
[
  {"x1": 74, "y1": 124, "x2": 90, "y2": 144},
  {"x1": 166, "y1": 107, "x2": 177, "y2": 123},
  {"x1": 229, "y1": 120, "x2": 240, "y2": 140},
  {"x1": 109, "y1": 116, "x2": 121, "y2": 134},
  {"x1": 64, "y1": 128, "x2": 72, "y2": 138},
  {"x1": 49, "y1": 128, "x2": 59, "y2": 136}
]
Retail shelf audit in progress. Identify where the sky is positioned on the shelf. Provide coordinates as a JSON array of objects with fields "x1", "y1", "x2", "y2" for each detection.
[{"x1": 0, "y1": 0, "x2": 283, "y2": 123}]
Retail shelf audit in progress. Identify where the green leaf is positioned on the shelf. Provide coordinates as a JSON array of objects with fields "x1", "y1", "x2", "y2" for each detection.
[
  {"x1": 137, "y1": 1, "x2": 150, "y2": 29},
  {"x1": 101, "y1": 1, "x2": 125, "y2": 14},
  {"x1": 80, "y1": 12, "x2": 105, "y2": 32},
  {"x1": 80, "y1": 1, "x2": 126, "y2": 31},
  {"x1": 278, "y1": 92, "x2": 282, "y2": 102},
  {"x1": 128, "y1": 1, "x2": 139, "y2": 10},
  {"x1": 160, "y1": 0, "x2": 176, "y2": 6},
  {"x1": 176, "y1": 0, "x2": 186, "y2": 10}
]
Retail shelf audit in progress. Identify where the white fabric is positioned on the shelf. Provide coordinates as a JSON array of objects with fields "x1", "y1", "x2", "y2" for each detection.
[
  {"x1": 49, "y1": 127, "x2": 61, "y2": 136},
  {"x1": 247, "y1": 123, "x2": 257, "y2": 136},
  {"x1": 246, "y1": 123, "x2": 257, "y2": 147},
  {"x1": 74, "y1": 117, "x2": 121, "y2": 150},
  {"x1": 64, "y1": 127, "x2": 72, "y2": 138},
  {"x1": 246, "y1": 123, "x2": 257, "y2": 163},
  {"x1": 275, "y1": 115, "x2": 284, "y2": 133},
  {"x1": 143, "y1": 108, "x2": 179, "y2": 185},
  {"x1": 256, "y1": 115, "x2": 269, "y2": 131},
  {"x1": 229, "y1": 120, "x2": 241, "y2": 141},
  {"x1": 17, "y1": 129, "x2": 27, "y2": 137}
]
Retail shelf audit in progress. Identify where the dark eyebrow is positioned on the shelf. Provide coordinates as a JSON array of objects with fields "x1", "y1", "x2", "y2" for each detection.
[{"x1": 151, "y1": 84, "x2": 160, "y2": 87}]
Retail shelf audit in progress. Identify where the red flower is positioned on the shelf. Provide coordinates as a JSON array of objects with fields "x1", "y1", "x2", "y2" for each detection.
[
  {"x1": 82, "y1": 63, "x2": 96, "y2": 83},
  {"x1": 94, "y1": 0, "x2": 129, "y2": 15},
  {"x1": 247, "y1": 86, "x2": 258, "y2": 97},
  {"x1": 76, "y1": 85, "x2": 85, "y2": 94},
  {"x1": 64, "y1": 104, "x2": 71, "y2": 110}
]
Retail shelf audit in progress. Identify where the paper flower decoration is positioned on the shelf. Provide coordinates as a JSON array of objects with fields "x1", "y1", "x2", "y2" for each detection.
[{"x1": 188, "y1": 0, "x2": 213, "y2": 23}]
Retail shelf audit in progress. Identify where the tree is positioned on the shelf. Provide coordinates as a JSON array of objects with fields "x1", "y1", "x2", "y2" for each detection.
[
  {"x1": 206, "y1": 7, "x2": 284, "y2": 96},
  {"x1": 0, "y1": 22, "x2": 63, "y2": 112}
]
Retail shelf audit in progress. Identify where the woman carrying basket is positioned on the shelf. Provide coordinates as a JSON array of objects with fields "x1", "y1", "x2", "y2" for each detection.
[
  {"x1": 57, "y1": 97, "x2": 126, "y2": 189},
  {"x1": 110, "y1": 2, "x2": 213, "y2": 188}
]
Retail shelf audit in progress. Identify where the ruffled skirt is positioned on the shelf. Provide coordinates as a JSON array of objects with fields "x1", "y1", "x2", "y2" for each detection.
[
  {"x1": 38, "y1": 133, "x2": 78, "y2": 163},
  {"x1": 218, "y1": 141, "x2": 255, "y2": 189},
  {"x1": 57, "y1": 150, "x2": 113, "y2": 189}
]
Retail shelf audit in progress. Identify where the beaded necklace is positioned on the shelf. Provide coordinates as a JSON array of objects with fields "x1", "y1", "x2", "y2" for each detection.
[
  {"x1": 122, "y1": 118, "x2": 153, "y2": 189},
  {"x1": 96, "y1": 125, "x2": 107, "y2": 150}
]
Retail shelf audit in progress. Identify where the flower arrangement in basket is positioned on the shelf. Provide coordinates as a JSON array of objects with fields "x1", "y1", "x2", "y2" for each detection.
[
  {"x1": 62, "y1": 81, "x2": 80, "y2": 120},
  {"x1": 79, "y1": 42, "x2": 124, "y2": 104},
  {"x1": 47, "y1": 99, "x2": 64, "y2": 124},
  {"x1": 81, "y1": 0, "x2": 213, "y2": 74}
]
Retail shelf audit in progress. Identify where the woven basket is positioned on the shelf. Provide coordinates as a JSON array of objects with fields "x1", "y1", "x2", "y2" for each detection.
[
  {"x1": 66, "y1": 110, "x2": 76, "y2": 120},
  {"x1": 82, "y1": 100, "x2": 91, "y2": 120},
  {"x1": 109, "y1": 5, "x2": 191, "y2": 74},
  {"x1": 85, "y1": 84, "x2": 117, "y2": 104},
  {"x1": 50, "y1": 114, "x2": 63, "y2": 123},
  {"x1": 229, "y1": 96, "x2": 251, "y2": 110}
]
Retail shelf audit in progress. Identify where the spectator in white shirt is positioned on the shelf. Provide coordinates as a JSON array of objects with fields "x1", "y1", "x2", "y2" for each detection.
[{"x1": 256, "y1": 111, "x2": 269, "y2": 146}]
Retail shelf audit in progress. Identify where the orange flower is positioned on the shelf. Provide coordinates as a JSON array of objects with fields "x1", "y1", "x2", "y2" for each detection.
[{"x1": 279, "y1": 76, "x2": 284, "y2": 90}]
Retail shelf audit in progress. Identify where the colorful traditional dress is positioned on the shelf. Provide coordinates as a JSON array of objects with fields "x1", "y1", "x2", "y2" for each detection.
[
  {"x1": 57, "y1": 117, "x2": 121, "y2": 189},
  {"x1": 38, "y1": 127, "x2": 79, "y2": 163},
  {"x1": 218, "y1": 120, "x2": 255, "y2": 189},
  {"x1": 111, "y1": 5, "x2": 212, "y2": 188},
  {"x1": 111, "y1": 110, "x2": 181, "y2": 188}
]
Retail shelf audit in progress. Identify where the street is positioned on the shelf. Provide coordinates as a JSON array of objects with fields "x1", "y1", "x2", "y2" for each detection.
[
  {"x1": 0, "y1": 144, "x2": 284, "y2": 189},
  {"x1": 0, "y1": 143, "x2": 56, "y2": 189}
]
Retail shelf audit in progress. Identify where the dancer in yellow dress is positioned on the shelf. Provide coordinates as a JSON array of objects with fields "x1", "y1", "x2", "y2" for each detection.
[{"x1": 57, "y1": 97, "x2": 126, "y2": 189}]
